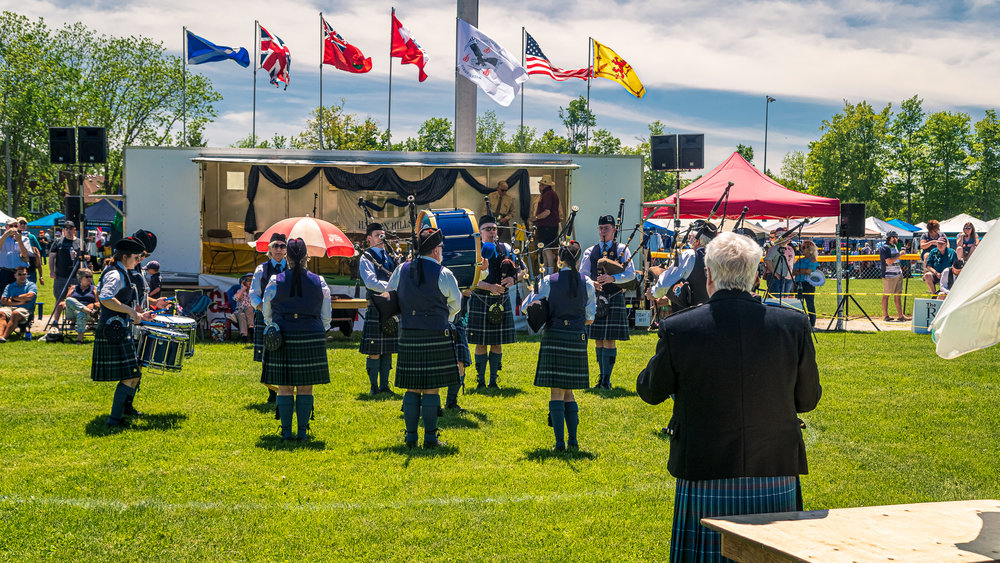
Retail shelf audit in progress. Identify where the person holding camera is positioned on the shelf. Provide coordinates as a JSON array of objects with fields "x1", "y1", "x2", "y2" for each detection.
[{"x1": 49, "y1": 220, "x2": 83, "y2": 323}]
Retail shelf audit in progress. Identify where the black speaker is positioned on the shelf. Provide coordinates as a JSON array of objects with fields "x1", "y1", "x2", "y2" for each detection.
[
  {"x1": 678, "y1": 134, "x2": 704, "y2": 170},
  {"x1": 78, "y1": 127, "x2": 107, "y2": 164},
  {"x1": 840, "y1": 203, "x2": 866, "y2": 237},
  {"x1": 49, "y1": 127, "x2": 76, "y2": 164},
  {"x1": 65, "y1": 196, "x2": 83, "y2": 225},
  {"x1": 651, "y1": 135, "x2": 677, "y2": 171}
]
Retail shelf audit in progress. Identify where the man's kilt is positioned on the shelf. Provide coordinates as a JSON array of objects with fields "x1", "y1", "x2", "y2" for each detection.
[
  {"x1": 261, "y1": 331, "x2": 331, "y2": 386},
  {"x1": 589, "y1": 292, "x2": 630, "y2": 341},
  {"x1": 359, "y1": 305, "x2": 398, "y2": 355},
  {"x1": 534, "y1": 328, "x2": 589, "y2": 389},
  {"x1": 91, "y1": 325, "x2": 142, "y2": 382},
  {"x1": 395, "y1": 328, "x2": 460, "y2": 389},
  {"x1": 253, "y1": 309, "x2": 265, "y2": 362},
  {"x1": 467, "y1": 291, "x2": 515, "y2": 345}
]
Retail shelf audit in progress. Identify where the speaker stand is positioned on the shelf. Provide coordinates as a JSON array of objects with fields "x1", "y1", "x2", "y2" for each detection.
[{"x1": 825, "y1": 269, "x2": 879, "y2": 332}]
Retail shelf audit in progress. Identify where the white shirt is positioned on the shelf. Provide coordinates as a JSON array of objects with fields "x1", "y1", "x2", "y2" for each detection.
[
  {"x1": 387, "y1": 256, "x2": 462, "y2": 319},
  {"x1": 360, "y1": 247, "x2": 396, "y2": 293},
  {"x1": 261, "y1": 272, "x2": 332, "y2": 327},
  {"x1": 580, "y1": 242, "x2": 636, "y2": 283},
  {"x1": 249, "y1": 258, "x2": 287, "y2": 309},
  {"x1": 650, "y1": 248, "x2": 698, "y2": 299},
  {"x1": 97, "y1": 262, "x2": 133, "y2": 301}
]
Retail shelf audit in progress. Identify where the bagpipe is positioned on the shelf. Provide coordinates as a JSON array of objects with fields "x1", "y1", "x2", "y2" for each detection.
[
  {"x1": 524, "y1": 205, "x2": 580, "y2": 332},
  {"x1": 597, "y1": 198, "x2": 627, "y2": 276}
]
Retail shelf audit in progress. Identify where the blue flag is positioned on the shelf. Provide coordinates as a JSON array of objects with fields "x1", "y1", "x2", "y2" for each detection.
[{"x1": 186, "y1": 30, "x2": 250, "y2": 67}]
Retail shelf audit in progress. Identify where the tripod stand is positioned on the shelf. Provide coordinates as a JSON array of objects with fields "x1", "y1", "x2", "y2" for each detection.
[
  {"x1": 44, "y1": 255, "x2": 89, "y2": 332},
  {"x1": 825, "y1": 257, "x2": 880, "y2": 332}
]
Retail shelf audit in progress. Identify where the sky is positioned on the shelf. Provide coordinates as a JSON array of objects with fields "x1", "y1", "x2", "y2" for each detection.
[{"x1": 7, "y1": 0, "x2": 1000, "y2": 177}]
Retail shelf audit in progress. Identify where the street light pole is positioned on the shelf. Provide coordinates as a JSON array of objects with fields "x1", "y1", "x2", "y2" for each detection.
[{"x1": 763, "y1": 95, "x2": 776, "y2": 175}]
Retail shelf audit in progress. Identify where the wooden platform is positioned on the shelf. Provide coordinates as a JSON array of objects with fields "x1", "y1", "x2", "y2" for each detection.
[{"x1": 701, "y1": 499, "x2": 1000, "y2": 562}]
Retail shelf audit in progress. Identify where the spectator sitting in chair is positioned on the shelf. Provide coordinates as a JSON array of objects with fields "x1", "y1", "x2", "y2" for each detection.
[
  {"x1": 226, "y1": 273, "x2": 255, "y2": 343},
  {"x1": 922, "y1": 236, "x2": 956, "y2": 295},
  {"x1": 0, "y1": 266, "x2": 37, "y2": 343},
  {"x1": 145, "y1": 261, "x2": 162, "y2": 301},
  {"x1": 57, "y1": 267, "x2": 98, "y2": 344},
  {"x1": 936, "y1": 260, "x2": 964, "y2": 300}
]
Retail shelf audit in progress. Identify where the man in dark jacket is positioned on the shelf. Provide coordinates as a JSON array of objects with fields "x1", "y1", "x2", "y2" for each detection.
[{"x1": 637, "y1": 231, "x2": 821, "y2": 563}]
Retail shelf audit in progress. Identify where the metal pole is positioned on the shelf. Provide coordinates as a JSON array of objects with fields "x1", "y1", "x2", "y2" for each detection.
[
  {"x1": 387, "y1": 8, "x2": 394, "y2": 150},
  {"x1": 585, "y1": 37, "x2": 592, "y2": 154},
  {"x1": 519, "y1": 27, "x2": 525, "y2": 153},
  {"x1": 763, "y1": 95, "x2": 775, "y2": 174},
  {"x1": 835, "y1": 215, "x2": 844, "y2": 331},
  {"x1": 4, "y1": 133, "x2": 11, "y2": 215},
  {"x1": 252, "y1": 20, "x2": 258, "y2": 146},
  {"x1": 319, "y1": 13, "x2": 324, "y2": 150},
  {"x1": 182, "y1": 26, "x2": 187, "y2": 146}
]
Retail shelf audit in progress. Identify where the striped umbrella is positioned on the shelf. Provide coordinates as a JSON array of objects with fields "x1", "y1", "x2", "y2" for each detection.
[{"x1": 254, "y1": 216, "x2": 356, "y2": 258}]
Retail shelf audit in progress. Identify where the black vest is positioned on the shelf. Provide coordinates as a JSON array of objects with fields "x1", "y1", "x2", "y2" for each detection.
[
  {"x1": 270, "y1": 270, "x2": 325, "y2": 333},
  {"x1": 589, "y1": 243, "x2": 623, "y2": 296},
  {"x1": 546, "y1": 271, "x2": 588, "y2": 331},
  {"x1": 483, "y1": 243, "x2": 509, "y2": 285},
  {"x1": 97, "y1": 263, "x2": 137, "y2": 326},
  {"x1": 69, "y1": 283, "x2": 98, "y2": 306},
  {"x1": 398, "y1": 259, "x2": 449, "y2": 330},
  {"x1": 688, "y1": 247, "x2": 709, "y2": 306},
  {"x1": 261, "y1": 261, "x2": 282, "y2": 288},
  {"x1": 363, "y1": 248, "x2": 396, "y2": 299}
]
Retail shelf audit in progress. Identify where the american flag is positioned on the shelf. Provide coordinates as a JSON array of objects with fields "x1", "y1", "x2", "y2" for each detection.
[{"x1": 525, "y1": 32, "x2": 588, "y2": 81}]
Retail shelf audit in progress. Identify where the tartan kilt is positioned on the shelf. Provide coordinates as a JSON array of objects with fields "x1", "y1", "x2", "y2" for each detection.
[
  {"x1": 359, "y1": 305, "x2": 398, "y2": 355},
  {"x1": 260, "y1": 331, "x2": 331, "y2": 386},
  {"x1": 670, "y1": 476, "x2": 800, "y2": 563},
  {"x1": 467, "y1": 291, "x2": 516, "y2": 345},
  {"x1": 253, "y1": 309, "x2": 265, "y2": 362},
  {"x1": 90, "y1": 326, "x2": 142, "y2": 382},
  {"x1": 589, "y1": 292, "x2": 630, "y2": 341},
  {"x1": 534, "y1": 329, "x2": 589, "y2": 389},
  {"x1": 395, "y1": 328, "x2": 460, "y2": 389},
  {"x1": 453, "y1": 321, "x2": 471, "y2": 367}
]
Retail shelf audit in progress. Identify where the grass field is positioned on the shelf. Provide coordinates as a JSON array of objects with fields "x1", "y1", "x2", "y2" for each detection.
[{"x1": 2, "y1": 329, "x2": 999, "y2": 560}]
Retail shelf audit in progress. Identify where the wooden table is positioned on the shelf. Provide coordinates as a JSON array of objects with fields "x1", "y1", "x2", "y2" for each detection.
[
  {"x1": 331, "y1": 298, "x2": 367, "y2": 310},
  {"x1": 701, "y1": 499, "x2": 1000, "y2": 562}
]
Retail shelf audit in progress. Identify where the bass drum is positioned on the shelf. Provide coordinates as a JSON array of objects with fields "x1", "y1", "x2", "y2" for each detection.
[{"x1": 418, "y1": 208, "x2": 483, "y2": 289}]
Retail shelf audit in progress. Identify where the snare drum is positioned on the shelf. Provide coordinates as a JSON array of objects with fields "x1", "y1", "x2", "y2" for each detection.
[
  {"x1": 136, "y1": 326, "x2": 186, "y2": 373},
  {"x1": 418, "y1": 208, "x2": 482, "y2": 289},
  {"x1": 151, "y1": 315, "x2": 198, "y2": 357}
]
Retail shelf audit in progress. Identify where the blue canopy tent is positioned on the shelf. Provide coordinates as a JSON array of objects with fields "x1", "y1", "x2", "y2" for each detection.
[
  {"x1": 887, "y1": 218, "x2": 921, "y2": 233},
  {"x1": 27, "y1": 212, "x2": 65, "y2": 228},
  {"x1": 84, "y1": 199, "x2": 122, "y2": 227}
]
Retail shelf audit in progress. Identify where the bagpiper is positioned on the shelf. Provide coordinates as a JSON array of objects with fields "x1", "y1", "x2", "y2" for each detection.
[
  {"x1": 468, "y1": 214, "x2": 518, "y2": 389},
  {"x1": 358, "y1": 222, "x2": 399, "y2": 395}
]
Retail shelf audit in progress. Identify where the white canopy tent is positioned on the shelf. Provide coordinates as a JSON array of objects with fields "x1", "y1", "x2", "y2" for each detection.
[
  {"x1": 798, "y1": 216, "x2": 881, "y2": 238},
  {"x1": 0, "y1": 209, "x2": 14, "y2": 224},
  {"x1": 865, "y1": 216, "x2": 905, "y2": 237},
  {"x1": 932, "y1": 228, "x2": 1000, "y2": 359},
  {"x1": 938, "y1": 213, "x2": 991, "y2": 235}
]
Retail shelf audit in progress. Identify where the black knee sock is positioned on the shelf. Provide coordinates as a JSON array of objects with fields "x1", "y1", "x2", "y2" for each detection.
[
  {"x1": 445, "y1": 382, "x2": 460, "y2": 406},
  {"x1": 421, "y1": 394, "x2": 441, "y2": 444},
  {"x1": 488, "y1": 352, "x2": 502, "y2": 385},
  {"x1": 108, "y1": 382, "x2": 131, "y2": 423},
  {"x1": 565, "y1": 401, "x2": 579, "y2": 446},
  {"x1": 474, "y1": 354, "x2": 487, "y2": 384},
  {"x1": 365, "y1": 358, "x2": 379, "y2": 391},
  {"x1": 402, "y1": 391, "x2": 420, "y2": 444},
  {"x1": 276, "y1": 395, "x2": 294, "y2": 439},
  {"x1": 378, "y1": 355, "x2": 392, "y2": 389},
  {"x1": 549, "y1": 400, "x2": 566, "y2": 448},
  {"x1": 295, "y1": 394, "x2": 313, "y2": 439},
  {"x1": 606, "y1": 348, "x2": 617, "y2": 386}
]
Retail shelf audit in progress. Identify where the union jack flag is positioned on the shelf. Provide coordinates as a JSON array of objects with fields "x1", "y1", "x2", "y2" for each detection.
[
  {"x1": 259, "y1": 24, "x2": 290, "y2": 89},
  {"x1": 525, "y1": 32, "x2": 588, "y2": 81}
]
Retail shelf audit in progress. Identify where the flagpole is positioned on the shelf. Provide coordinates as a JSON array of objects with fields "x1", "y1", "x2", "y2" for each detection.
[
  {"x1": 387, "y1": 7, "x2": 395, "y2": 150},
  {"x1": 319, "y1": 12, "x2": 324, "y2": 150},
  {"x1": 182, "y1": 26, "x2": 187, "y2": 146},
  {"x1": 252, "y1": 20, "x2": 258, "y2": 146},
  {"x1": 585, "y1": 38, "x2": 592, "y2": 154},
  {"x1": 520, "y1": 27, "x2": 525, "y2": 153}
]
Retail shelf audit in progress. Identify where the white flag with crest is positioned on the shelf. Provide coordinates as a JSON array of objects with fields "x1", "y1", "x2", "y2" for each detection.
[{"x1": 456, "y1": 19, "x2": 527, "y2": 107}]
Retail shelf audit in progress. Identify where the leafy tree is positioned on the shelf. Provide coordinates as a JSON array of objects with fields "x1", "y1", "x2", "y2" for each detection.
[
  {"x1": 885, "y1": 96, "x2": 925, "y2": 222},
  {"x1": 558, "y1": 95, "x2": 595, "y2": 153},
  {"x1": 806, "y1": 100, "x2": 890, "y2": 214},
  {"x1": 921, "y1": 111, "x2": 971, "y2": 219},
  {"x1": 776, "y1": 150, "x2": 807, "y2": 192},
  {"x1": 476, "y1": 110, "x2": 507, "y2": 153},
  {"x1": 294, "y1": 100, "x2": 389, "y2": 150},
  {"x1": 400, "y1": 117, "x2": 454, "y2": 152},
  {"x1": 231, "y1": 133, "x2": 290, "y2": 149},
  {"x1": 736, "y1": 144, "x2": 754, "y2": 165},
  {"x1": 969, "y1": 110, "x2": 1000, "y2": 220},
  {"x1": 586, "y1": 129, "x2": 623, "y2": 155}
]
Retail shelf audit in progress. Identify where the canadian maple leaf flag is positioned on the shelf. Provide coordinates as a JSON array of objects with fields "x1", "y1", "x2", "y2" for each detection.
[{"x1": 390, "y1": 12, "x2": 429, "y2": 82}]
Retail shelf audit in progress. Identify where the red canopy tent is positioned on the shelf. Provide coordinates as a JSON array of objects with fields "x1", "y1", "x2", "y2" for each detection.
[{"x1": 644, "y1": 152, "x2": 840, "y2": 220}]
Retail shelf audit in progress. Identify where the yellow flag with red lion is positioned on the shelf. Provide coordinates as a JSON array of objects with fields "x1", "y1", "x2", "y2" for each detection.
[{"x1": 592, "y1": 39, "x2": 644, "y2": 98}]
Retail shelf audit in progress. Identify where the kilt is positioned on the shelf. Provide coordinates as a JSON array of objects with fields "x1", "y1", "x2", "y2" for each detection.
[
  {"x1": 453, "y1": 321, "x2": 471, "y2": 367},
  {"x1": 467, "y1": 291, "x2": 515, "y2": 345},
  {"x1": 395, "y1": 328, "x2": 460, "y2": 389},
  {"x1": 534, "y1": 329, "x2": 589, "y2": 389},
  {"x1": 90, "y1": 326, "x2": 142, "y2": 382},
  {"x1": 670, "y1": 476, "x2": 799, "y2": 563},
  {"x1": 253, "y1": 309, "x2": 265, "y2": 362},
  {"x1": 589, "y1": 292, "x2": 630, "y2": 341},
  {"x1": 260, "y1": 331, "x2": 331, "y2": 386},
  {"x1": 359, "y1": 305, "x2": 398, "y2": 355}
]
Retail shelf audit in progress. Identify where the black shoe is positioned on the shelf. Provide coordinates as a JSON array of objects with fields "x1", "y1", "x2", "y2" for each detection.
[
  {"x1": 369, "y1": 387, "x2": 379, "y2": 397},
  {"x1": 445, "y1": 402, "x2": 466, "y2": 414},
  {"x1": 267, "y1": 389, "x2": 277, "y2": 404},
  {"x1": 405, "y1": 440, "x2": 417, "y2": 449},
  {"x1": 378, "y1": 386, "x2": 392, "y2": 394},
  {"x1": 476, "y1": 382, "x2": 486, "y2": 390},
  {"x1": 106, "y1": 417, "x2": 127, "y2": 427},
  {"x1": 487, "y1": 382, "x2": 500, "y2": 389},
  {"x1": 423, "y1": 439, "x2": 447, "y2": 449},
  {"x1": 123, "y1": 405, "x2": 144, "y2": 417},
  {"x1": 552, "y1": 444, "x2": 566, "y2": 452},
  {"x1": 568, "y1": 441, "x2": 579, "y2": 449}
]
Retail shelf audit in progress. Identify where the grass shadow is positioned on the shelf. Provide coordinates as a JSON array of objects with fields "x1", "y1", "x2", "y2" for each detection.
[
  {"x1": 255, "y1": 435, "x2": 327, "y2": 451},
  {"x1": 437, "y1": 410, "x2": 484, "y2": 430},
  {"x1": 651, "y1": 427, "x2": 671, "y2": 441},
  {"x1": 244, "y1": 402, "x2": 277, "y2": 415},
  {"x1": 355, "y1": 391, "x2": 400, "y2": 402},
  {"x1": 373, "y1": 443, "x2": 460, "y2": 465},
  {"x1": 84, "y1": 412, "x2": 188, "y2": 436},
  {"x1": 583, "y1": 386, "x2": 638, "y2": 399},
  {"x1": 468, "y1": 386, "x2": 525, "y2": 398},
  {"x1": 522, "y1": 446, "x2": 598, "y2": 469}
]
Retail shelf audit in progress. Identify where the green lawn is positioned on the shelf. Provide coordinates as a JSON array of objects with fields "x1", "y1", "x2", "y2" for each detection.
[{"x1": 2, "y1": 330, "x2": 999, "y2": 560}]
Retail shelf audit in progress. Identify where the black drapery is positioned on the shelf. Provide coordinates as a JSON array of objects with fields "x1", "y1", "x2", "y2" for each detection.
[{"x1": 244, "y1": 165, "x2": 535, "y2": 233}]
